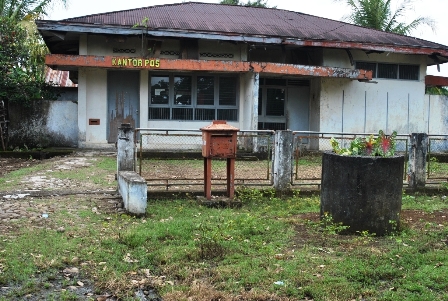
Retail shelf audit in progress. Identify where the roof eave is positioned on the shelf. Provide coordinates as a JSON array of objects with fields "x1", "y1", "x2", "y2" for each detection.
[{"x1": 35, "y1": 20, "x2": 448, "y2": 59}]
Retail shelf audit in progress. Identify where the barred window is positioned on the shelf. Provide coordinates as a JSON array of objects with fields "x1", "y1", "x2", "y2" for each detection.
[
  {"x1": 149, "y1": 74, "x2": 238, "y2": 121},
  {"x1": 355, "y1": 61, "x2": 419, "y2": 80}
]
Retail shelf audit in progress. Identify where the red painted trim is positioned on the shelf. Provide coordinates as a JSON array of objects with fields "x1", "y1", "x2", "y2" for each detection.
[
  {"x1": 45, "y1": 54, "x2": 372, "y2": 80},
  {"x1": 426, "y1": 75, "x2": 448, "y2": 87}
]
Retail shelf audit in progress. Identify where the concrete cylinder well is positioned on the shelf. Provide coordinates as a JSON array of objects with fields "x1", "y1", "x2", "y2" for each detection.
[{"x1": 320, "y1": 152, "x2": 404, "y2": 236}]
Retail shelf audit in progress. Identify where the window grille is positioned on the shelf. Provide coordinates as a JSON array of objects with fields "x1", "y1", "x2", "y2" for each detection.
[
  {"x1": 217, "y1": 109, "x2": 238, "y2": 121},
  {"x1": 355, "y1": 61, "x2": 419, "y2": 80},
  {"x1": 258, "y1": 122, "x2": 286, "y2": 130},
  {"x1": 195, "y1": 108, "x2": 215, "y2": 121},
  {"x1": 172, "y1": 108, "x2": 193, "y2": 120},
  {"x1": 399, "y1": 65, "x2": 419, "y2": 80},
  {"x1": 149, "y1": 108, "x2": 170, "y2": 120},
  {"x1": 378, "y1": 63, "x2": 398, "y2": 79}
]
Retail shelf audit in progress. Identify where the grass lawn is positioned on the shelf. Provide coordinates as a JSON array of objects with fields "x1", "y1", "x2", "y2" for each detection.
[{"x1": 0, "y1": 156, "x2": 447, "y2": 300}]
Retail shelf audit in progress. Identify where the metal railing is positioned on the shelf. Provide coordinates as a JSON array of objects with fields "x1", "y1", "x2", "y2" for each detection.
[
  {"x1": 292, "y1": 131, "x2": 410, "y2": 188},
  {"x1": 134, "y1": 128, "x2": 274, "y2": 191},
  {"x1": 132, "y1": 129, "x2": 447, "y2": 191}
]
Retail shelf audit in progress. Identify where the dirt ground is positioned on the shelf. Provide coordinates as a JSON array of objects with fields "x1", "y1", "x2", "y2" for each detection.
[{"x1": 0, "y1": 157, "x2": 41, "y2": 177}]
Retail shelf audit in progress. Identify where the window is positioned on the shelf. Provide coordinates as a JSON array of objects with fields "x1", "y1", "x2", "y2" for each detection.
[
  {"x1": 266, "y1": 88, "x2": 285, "y2": 116},
  {"x1": 150, "y1": 76, "x2": 169, "y2": 104},
  {"x1": 149, "y1": 74, "x2": 238, "y2": 121},
  {"x1": 219, "y1": 77, "x2": 237, "y2": 106},
  {"x1": 197, "y1": 76, "x2": 214, "y2": 105},
  {"x1": 355, "y1": 61, "x2": 419, "y2": 80},
  {"x1": 378, "y1": 63, "x2": 398, "y2": 79},
  {"x1": 174, "y1": 76, "x2": 192, "y2": 105},
  {"x1": 399, "y1": 64, "x2": 419, "y2": 80}
]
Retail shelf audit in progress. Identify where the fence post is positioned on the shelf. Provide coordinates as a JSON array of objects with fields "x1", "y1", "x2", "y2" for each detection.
[
  {"x1": 408, "y1": 133, "x2": 428, "y2": 189},
  {"x1": 117, "y1": 123, "x2": 135, "y2": 172},
  {"x1": 273, "y1": 130, "x2": 293, "y2": 193}
]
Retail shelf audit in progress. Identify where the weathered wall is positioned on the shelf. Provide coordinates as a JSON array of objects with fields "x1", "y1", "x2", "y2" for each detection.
[
  {"x1": 427, "y1": 94, "x2": 448, "y2": 134},
  {"x1": 8, "y1": 96, "x2": 78, "y2": 149},
  {"x1": 319, "y1": 49, "x2": 427, "y2": 134}
]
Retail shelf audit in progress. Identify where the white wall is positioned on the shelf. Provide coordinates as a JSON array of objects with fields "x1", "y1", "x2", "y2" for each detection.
[
  {"x1": 319, "y1": 49, "x2": 428, "y2": 135},
  {"x1": 427, "y1": 94, "x2": 448, "y2": 134},
  {"x1": 81, "y1": 68, "x2": 108, "y2": 147},
  {"x1": 46, "y1": 101, "x2": 78, "y2": 146}
]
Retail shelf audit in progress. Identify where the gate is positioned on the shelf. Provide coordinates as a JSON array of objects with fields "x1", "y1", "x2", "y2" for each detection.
[
  {"x1": 135, "y1": 128, "x2": 274, "y2": 191},
  {"x1": 427, "y1": 135, "x2": 448, "y2": 184}
]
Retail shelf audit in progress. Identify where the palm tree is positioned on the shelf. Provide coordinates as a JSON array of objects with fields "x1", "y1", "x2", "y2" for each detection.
[
  {"x1": 0, "y1": 0, "x2": 67, "y2": 21},
  {"x1": 338, "y1": 0, "x2": 434, "y2": 35}
]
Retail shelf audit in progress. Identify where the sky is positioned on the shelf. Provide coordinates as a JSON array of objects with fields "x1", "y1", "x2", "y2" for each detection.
[{"x1": 47, "y1": 0, "x2": 448, "y2": 77}]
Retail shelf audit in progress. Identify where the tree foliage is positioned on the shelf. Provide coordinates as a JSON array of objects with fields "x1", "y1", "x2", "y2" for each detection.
[
  {"x1": 0, "y1": 17, "x2": 56, "y2": 105},
  {"x1": 337, "y1": 0, "x2": 434, "y2": 35},
  {"x1": 219, "y1": 0, "x2": 274, "y2": 8},
  {"x1": 0, "y1": 0, "x2": 66, "y2": 21},
  {"x1": 0, "y1": 0, "x2": 67, "y2": 106}
]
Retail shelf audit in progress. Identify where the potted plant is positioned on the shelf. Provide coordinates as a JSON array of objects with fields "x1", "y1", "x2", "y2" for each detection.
[{"x1": 321, "y1": 130, "x2": 404, "y2": 236}]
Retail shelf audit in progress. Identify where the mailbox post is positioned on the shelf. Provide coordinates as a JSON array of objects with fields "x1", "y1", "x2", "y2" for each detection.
[{"x1": 201, "y1": 120, "x2": 239, "y2": 200}]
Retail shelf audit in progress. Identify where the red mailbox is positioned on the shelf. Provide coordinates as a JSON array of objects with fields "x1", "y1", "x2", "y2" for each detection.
[
  {"x1": 200, "y1": 120, "x2": 239, "y2": 200},
  {"x1": 201, "y1": 120, "x2": 238, "y2": 158}
]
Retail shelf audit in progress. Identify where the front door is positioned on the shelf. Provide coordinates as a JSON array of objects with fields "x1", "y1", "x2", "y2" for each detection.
[{"x1": 107, "y1": 71, "x2": 140, "y2": 143}]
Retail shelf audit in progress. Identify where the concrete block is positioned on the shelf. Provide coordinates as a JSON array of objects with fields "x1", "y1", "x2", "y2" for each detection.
[{"x1": 118, "y1": 171, "x2": 147, "y2": 215}]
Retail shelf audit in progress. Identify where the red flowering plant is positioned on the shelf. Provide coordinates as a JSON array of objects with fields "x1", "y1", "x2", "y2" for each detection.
[{"x1": 330, "y1": 130, "x2": 397, "y2": 157}]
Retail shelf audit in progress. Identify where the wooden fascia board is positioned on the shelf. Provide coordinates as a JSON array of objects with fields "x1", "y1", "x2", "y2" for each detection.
[
  {"x1": 425, "y1": 75, "x2": 448, "y2": 87},
  {"x1": 45, "y1": 54, "x2": 372, "y2": 80},
  {"x1": 284, "y1": 39, "x2": 448, "y2": 57}
]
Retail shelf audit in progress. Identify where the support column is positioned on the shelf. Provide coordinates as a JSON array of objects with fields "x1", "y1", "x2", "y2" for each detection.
[
  {"x1": 273, "y1": 130, "x2": 293, "y2": 193},
  {"x1": 408, "y1": 133, "x2": 428, "y2": 189},
  {"x1": 117, "y1": 123, "x2": 135, "y2": 172}
]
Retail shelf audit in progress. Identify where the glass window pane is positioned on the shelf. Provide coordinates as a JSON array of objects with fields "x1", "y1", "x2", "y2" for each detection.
[
  {"x1": 219, "y1": 77, "x2": 237, "y2": 106},
  {"x1": 378, "y1": 63, "x2": 398, "y2": 79},
  {"x1": 197, "y1": 76, "x2": 215, "y2": 106},
  {"x1": 150, "y1": 76, "x2": 169, "y2": 104},
  {"x1": 266, "y1": 88, "x2": 285, "y2": 116},
  {"x1": 174, "y1": 76, "x2": 192, "y2": 105},
  {"x1": 399, "y1": 65, "x2": 419, "y2": 80}
]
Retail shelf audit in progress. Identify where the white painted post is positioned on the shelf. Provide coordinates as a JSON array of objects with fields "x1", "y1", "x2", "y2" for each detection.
[
  {"x1": 117, "y1": 123, "x2": 134, "y2": 172},
  {"x1": 408, "y1": 133, "x2": 428, "y2": 189},
  {"x1": 273, "y1": 130, "x2": 293, "y2": 193}
]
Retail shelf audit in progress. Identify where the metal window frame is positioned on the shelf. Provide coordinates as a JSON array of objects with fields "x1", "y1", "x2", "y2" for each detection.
[{"x1": 148, "y1": 73, "x2": 239, "y2": 121}]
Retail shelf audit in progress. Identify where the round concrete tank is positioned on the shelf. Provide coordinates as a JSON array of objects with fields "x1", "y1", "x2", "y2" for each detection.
[{"x1": 320, "y1": 152, "x2": 404, "y2": 236}]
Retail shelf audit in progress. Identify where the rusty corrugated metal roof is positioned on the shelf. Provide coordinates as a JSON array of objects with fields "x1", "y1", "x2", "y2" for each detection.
[
  {"x1": 45, "y1": 68, "x2": 77, "y2": 87},
  {"x1": 60, "y1": 2, "x2": 447, "y2": 51}
]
